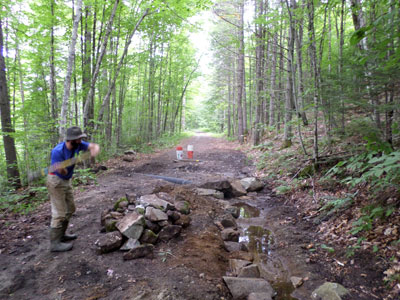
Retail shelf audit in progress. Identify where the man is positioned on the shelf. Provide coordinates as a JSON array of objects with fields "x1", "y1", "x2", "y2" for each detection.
[{"x1": 47, "y1": 126, "x2": 100, "y2": 252}]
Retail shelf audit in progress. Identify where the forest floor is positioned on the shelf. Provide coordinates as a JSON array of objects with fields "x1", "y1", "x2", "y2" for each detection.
[{"x1": 0, "y1": 133, "x2": 395, "y2": 300}]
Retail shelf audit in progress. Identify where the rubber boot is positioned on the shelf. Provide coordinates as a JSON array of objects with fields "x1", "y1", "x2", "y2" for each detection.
[
  {"x1": 61, "y1": 220, "x2": 77, "y2": 242},
  {"x1": 50, "y1": 227, "x2": 73, "y2": 252}
]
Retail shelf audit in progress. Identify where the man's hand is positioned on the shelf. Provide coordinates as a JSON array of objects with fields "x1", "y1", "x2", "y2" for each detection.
[{"x1": 88, "y1": 143, "x2": 100, "y2": 157}]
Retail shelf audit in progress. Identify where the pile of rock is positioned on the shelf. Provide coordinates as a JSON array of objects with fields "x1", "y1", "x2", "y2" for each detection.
[{"x1": 95, "y1": 192, "x2": 191, "y2": 260}]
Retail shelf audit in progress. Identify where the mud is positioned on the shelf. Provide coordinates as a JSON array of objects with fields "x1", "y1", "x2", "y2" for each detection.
[{"x1": 0, "y1": 133, "x2": 388, "y2": 299}]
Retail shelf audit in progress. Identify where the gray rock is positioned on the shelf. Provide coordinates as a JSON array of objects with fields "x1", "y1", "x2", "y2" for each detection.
[
  {"x1": 225, "y1": 205, "x2": 240, "y2": 218},
  {"x1": 120, "y1": 238, "x2": 140, "y2": 251},
  {"x1": 238, "y1": 264, "x2": 260, "y2": 278},
  {"x1": 137, "y1": 194, "x2": 175, "y2": 211},
  {"x1": 225, "y1": 241, "x2": 240, "y2": 252},
  {"x1": 104, "y1": 218, "x2": 118, "y2": 232},
  {"x1": 128, "y1": 205, "x2": 136, "y2": 211},
  {"x1": 116, "y1": 212, "x2": 145, "y2": 240},
  {"x1": 100, "y1": 209, "x2": 112, "y2": 226},
  {"x1": 122, "y1": 156, "x2": 134, "y2": 162},
  {"x1": 140, "y1": 229, "x2": 158, "y2": 244},
  {"x1": 145, "y1": 219, "x2": 161, "y2": 233},
  {"x1": 290, "y1": 276, "x2": 304, "y2": 288},
  {"x1": 124, "y1": 150, "x2": 136, "y2": 155},
  {"x1": 158, "y1": 220, "x2": 170, "y2": 227},
  {"x1": 200, "y1": 180, "x2": 231, "y2": 191},
  {"x1": 240, "y1": 178, "x2": 264, "y2": 192},
  {"x1": 95, "y1": 231, "x2": 123, "y2": 253},
  {"x1": 222, "y1": 277, "x2": 275, "y2": 300},
  {"x1": 311, "y1": 282, "x2": 349, "y2": 300},
  {"x1": 123, "y1": 244, "x2": 154, "y2": 260},
  {"x1": 221, "y1": 218, "x2": 237, "y2": 229},
  {"x1": 145, "y1": 207, "x2": 168, "y2": 222},
  {"x1": 158, "y1": 225, "x2": 182, "y2": 242},
  {"x1": 195, "y1": 188, "x2": 225, "y2": 199},
  {"x1": 173, "y1": 214, "x2": 191, "y2": 228},
  {"x1": 221, "y1": 228, "x2": 240, "y2": 242},
  {"x1": 167, "y1": 210, "x2": 181, "y2": 222},
  {"x1": 229, "y1": 259, "x2": 252, "y2": 276},
  {"x1": 229, "y1": 180, "x2": 247, "y2": 197},
  {"x1": 156, "y1": 192, "x2": 174, "y2": 202},
  {"x1": 248, "y1": 292, "x2": 272, "y2": 300},
  {"x1": 175, "y1": 201, "x2": 190, "y2": 215}
]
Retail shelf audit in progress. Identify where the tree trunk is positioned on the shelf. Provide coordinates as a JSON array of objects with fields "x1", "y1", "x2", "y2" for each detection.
[
  {"x1": 0, "y1": 18, "x2": 21, "y2": 187},
  {"x1": 59, "y1": 0, "x2": 83, "y2": 140},
  {"x1": 236, "y1": 0, "x2": 245, "y2": 143}
]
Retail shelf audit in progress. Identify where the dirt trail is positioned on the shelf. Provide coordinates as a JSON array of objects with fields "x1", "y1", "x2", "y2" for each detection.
[{"x1": 0, "y1": 134, "x2": 386, "y2": 300}]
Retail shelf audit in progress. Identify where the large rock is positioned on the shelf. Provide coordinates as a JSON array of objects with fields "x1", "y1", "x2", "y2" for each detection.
[
  {"x1": 195, "y1": 188, "x2": 224, "y2": 199},
  {"x1": 221, "y1": 228, "x2": 240, "y2": 242},
  {"x1": 95, "y1": 231, "x2": 123, "y2": 253},
  {"x1": 311, "y1": 282, "x2": 350, "y2": 300},
  {"x1": 224, "y1": 242, "x2": 248, "y2": 252},
  {"x1": 238, "y1": 264, "x2": 260, "y2": 278},
  {"x1": 145, "y1": 207, "x2": 168, "y2": 222},
  {"x1": 229, "y1": 180, "x2": 247, "y2": 197},
  {"x1": 229, "y1": 259, "x2": 252, "y2": 276},
  {"x1": 116, "y1": 212, "x2": 145, "y2": 240},
  {"x1": 120, "y1": 238, "x2": 140, "y2": 251},
  {"x1": 222, "y1": 277, "x2": 275, "y2": 300},
  {"x1": 140, "y1": 229, "x2": 158, "y2": 244},
  {"x1": 200, "y1": 180, "x2": 231, "y2": 191},
  {"x1": 240, "y1": 178, "x2": 264, "y2": 192},
  {"x1": 158, "y1": 225, "x2": 182, "y2": 242},
  {"x1": 123, "y1": 244, "x2": 154, "y2": 260},
  {"x1": 175, "y1": 201, "x2": 190, "y2": 215},
  {"x1": 248, "y1": 293, "x2": 273, "y2": 300},
  {"x1": 137, "y1": 194, "x2": 175, "y2": 211}
]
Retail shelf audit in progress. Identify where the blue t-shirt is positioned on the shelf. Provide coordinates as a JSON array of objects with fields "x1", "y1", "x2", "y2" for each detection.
[{"x1": 50, "y1": 141, "x2": 89, "y2": 180}]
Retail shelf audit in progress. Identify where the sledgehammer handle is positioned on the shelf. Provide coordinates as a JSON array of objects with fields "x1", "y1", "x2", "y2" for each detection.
[{"x1": 28, "y1": 151, "x2": 92, "y2": 182}]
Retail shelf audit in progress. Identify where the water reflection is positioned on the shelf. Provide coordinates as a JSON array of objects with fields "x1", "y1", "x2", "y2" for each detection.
[{"x1": 239, "y1": 225, "x2": 273, "y2": 255}]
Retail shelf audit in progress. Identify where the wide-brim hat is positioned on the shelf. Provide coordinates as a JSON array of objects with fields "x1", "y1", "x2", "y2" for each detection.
[{"x1": 66, "y1": 126, "x2": 87, "y2": 140}]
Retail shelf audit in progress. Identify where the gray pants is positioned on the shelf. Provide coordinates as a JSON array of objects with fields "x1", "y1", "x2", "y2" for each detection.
[{"x1": 46, "y1": 174, "x2": 75, "y2": 228}]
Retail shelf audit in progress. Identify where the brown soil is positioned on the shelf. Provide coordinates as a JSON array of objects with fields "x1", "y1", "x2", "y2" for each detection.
[{"x1": 0, "y1": 133, "x2": 391, "y2": 300}]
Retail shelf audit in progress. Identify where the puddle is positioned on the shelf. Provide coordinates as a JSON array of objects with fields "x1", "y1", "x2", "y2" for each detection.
[
  {"x1": 239, "y1": 225, "x2": 273, "y2": 255},
  {"x1": 234, "y1": 202, "x2": 260, "y2": 218},
  {"x1": 273, "y1": 281, "x2": 298, "y2": 300}
]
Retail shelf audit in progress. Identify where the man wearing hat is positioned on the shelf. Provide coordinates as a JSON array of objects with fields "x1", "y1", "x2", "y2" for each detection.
[{"x1": 47, "y1": 126, "x2": 100, "y2": 252}]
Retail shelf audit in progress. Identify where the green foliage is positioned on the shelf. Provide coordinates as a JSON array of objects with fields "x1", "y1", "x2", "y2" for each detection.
[
  {"x1": 0, "y1": 186, "x2": 48, "y2": 214},
  {"x1": 319, "y1": 192, "x2": 356, "y2": 216},
  {"x1": 72, "y1": 169, "x2": 97, "y2": 186},
  {"x1": 350, "y1": 204, "x2": 395, "y2": 235}
]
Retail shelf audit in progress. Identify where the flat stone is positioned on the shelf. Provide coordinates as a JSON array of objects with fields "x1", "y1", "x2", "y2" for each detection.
[
  {"x1": 123, "y1": 244, "x2": 154, "y2": 260},
  {"x1": 195, "y1": 188, "x2": 224, "y2": 199},
  {"x1": 158, "y1": 225, "x2": 182, "y2": 242},
  {"x1": 229, "y1": 259, "x2": 252, "y2": 276},
  {"x1": 145, "y1": 207, "x2": 168, "y2": 222},
  {"x1": 120, "y1": 238, "x2": 140, "y2": 251},
  {"x1": 95, "y1": 231, "x2": 123, "y2": 254},
  {"x1": 311, "y1": 282, "x2": 350, "y2": 300},
  {"x1": 238, "y1": 264, "x2": 260, "y2": 278},
  {"x1": 116, "y1": 212, "x2": 145, "y2": 240},
  {"x1": 248, "y1": 292, "x2": 273, "y2": 300},
  {"x1": 137, "y1": 194, "x2": 175, "y2": 211},
  {"x1": 222, "y1": 277, "x2": 275, "y2": 300},
  {"x1": 200, "y1": 180, "x2": 231, "y2": 191},
  {"x1": 221, "y1": 228, "x2": 240, "y2": 242}
]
